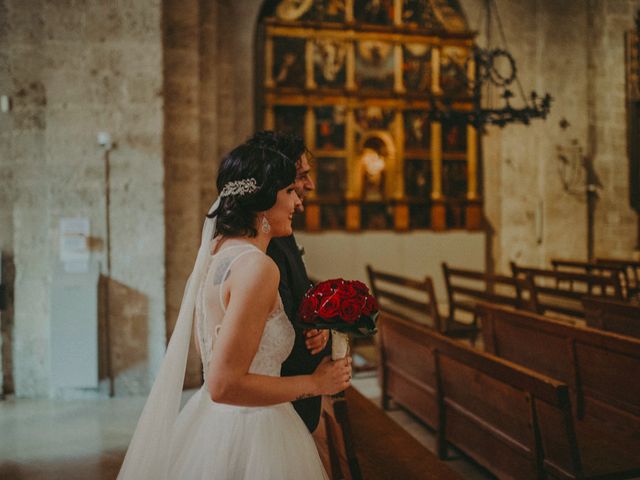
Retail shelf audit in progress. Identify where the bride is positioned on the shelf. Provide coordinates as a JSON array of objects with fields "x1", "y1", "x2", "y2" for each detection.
[{"x1": 118, "y1": 139, "x2": 352, "y2": 479}]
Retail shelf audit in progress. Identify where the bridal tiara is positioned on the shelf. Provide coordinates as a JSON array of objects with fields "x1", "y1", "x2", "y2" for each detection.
[{"x1": 220, "y1": 178, "x2": 259, "y2": 198}]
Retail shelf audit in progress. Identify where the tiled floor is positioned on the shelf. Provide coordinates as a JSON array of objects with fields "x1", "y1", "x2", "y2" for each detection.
[{"x1": 0, "y1": 380, "x2": 493, "y2": 479}]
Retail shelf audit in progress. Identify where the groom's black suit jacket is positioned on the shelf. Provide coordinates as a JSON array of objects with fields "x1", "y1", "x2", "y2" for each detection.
[{"x1": 267, "y1": 235, "x2": 331, "y2": 433}]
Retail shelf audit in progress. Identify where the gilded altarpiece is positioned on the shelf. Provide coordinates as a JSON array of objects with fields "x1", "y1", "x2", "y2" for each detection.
[
  {"x1": 258, "y1": 0, "x2": 481, "y2": 231},
  {"x1": 626, "y1": 21, "x2": 640, "y2": 238}
]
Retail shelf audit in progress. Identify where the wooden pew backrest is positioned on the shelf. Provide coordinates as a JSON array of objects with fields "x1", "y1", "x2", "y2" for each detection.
[
  {"x1": 511, "y1": 263, "x2": 624, "y2": 319},
  {"x1": 595, "y1": 257, "x2": 640, "y2": 292},
  {"x1": 478, "y1": 302, "x2": 640, "y2": 477},
  {"x1": 442, "y1": 263, "x2": 524, "y2": 320},
  {"x1": 379, "y1": 313, "x2": 581, "y2": 480},
  {"x1": 551, "y1": 258, "x2": 631, "y2": 300},
  {"x1": 366, "y1": 265, "x2": 441, "y2": 331},
  {"x1": 582, "y1": 297, "x2": 640, "y2": 339}
]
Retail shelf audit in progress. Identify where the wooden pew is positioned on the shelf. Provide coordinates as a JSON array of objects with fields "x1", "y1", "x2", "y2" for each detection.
[
  {"x1": 366, "y1": 265, "x2": 442, "y2": 331},
  {"x1": 595, "y1": 257, "x2": 640, "y2": 298},
  {"x1": 551, "y1": 258, "x2": 630, "y2": 300},
  {"x1": 366, "y1": 264, "x2": 479, "y2": 342},
  {"x1": 511, "y1": 263, "x2": 623, "y2": 320},
  {"x1": 478, "y1": 303, "x2": 640, "y2": 479},
  {"x1": 379, "y1": 312, "x2": 583, "y2": 480},
  {"x1": 582, "y1": 297, "x2": 640, "y2": 339},
  {"x1": 337, "y1": 388, "x2": 463, "y2": 480},
  {"x1": 442, "y1": 263, "x2": 525, "y2": 338}
]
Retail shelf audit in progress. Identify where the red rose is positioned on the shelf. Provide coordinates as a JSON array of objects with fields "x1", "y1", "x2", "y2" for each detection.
[
  {"x1": 299, "y1": 296, "x2": 319, "y2": 323},
  {"x1": 361, "y1": 295, "x2": 378, "y2": 316},
  {"x1": 351, "y1": 280, "x2": 369, "y2": 294},
  {"x1": 327, "y1": 278, "x2": 345, "y2": 290},
  {"x1": 313, "y1": 281, "x2": 334, "y2": 297},
  {"x1": 335, "y1": 283, "x2": 357, "y2": 299},
  {"x1": 340, "y1": 297, "x2": 363, "y2": 324},
  {"x1": 317, "y1": 294, "x2": 341, "y2": 320}
]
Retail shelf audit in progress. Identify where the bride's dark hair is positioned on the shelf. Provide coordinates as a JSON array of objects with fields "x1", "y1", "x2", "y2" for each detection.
[{"x1": 209, "y1": 139, "x2": 296, "y2": 238}]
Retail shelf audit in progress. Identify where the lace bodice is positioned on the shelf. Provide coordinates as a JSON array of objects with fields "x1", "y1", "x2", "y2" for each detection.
[{"x1": 195, "y1": 244, "x2": 295, "y2": 380}]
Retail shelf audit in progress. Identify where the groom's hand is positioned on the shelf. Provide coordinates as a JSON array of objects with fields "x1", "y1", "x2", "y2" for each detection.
[{"x1": 304, "y1": 329, "x2": 329, "y2": 355}]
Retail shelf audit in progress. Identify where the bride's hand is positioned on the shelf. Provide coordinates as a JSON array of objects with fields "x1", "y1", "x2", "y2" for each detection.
[{"x1": 312, "y1": 356, "x2": 352, "y2": 396}]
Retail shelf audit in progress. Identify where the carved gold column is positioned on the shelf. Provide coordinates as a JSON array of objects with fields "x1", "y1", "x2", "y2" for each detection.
[
  {"x1": 345, "y1": 108, "x2": 360, "y2": 230},
  {"x1": 394, "y1": 0, "x2": 402, "y2": 25},
  {"x1": 304, "y1": 107, "x2": 320, "y2": 231},
  {"x1": 430, "y1": 121, "x2": 445, "y2": 230},
  {"x1": 466, "y1": 123, "x2": 481, "y2": 230},
  {"x1": 265, "y1": 36, "x2": 274, "y2": 88},
  {"x1": 394, "y1": 44, "x2": 405, "y2": 94},
  {"x1": 346, "y1": 41, "x2": 356, "y2": 91},
  {"x1": 393, "y1": 111, "x2": 409, "y2": 230},
  {"x1": 430, "y1": 46, "x2": 445, "y2": 230},
  {"x1": 345, "y1": 0, "x2": 354, "y2": 22},
  {"x1": 346, "y1": 108, "x2": 357, "y2": 198},
  {"x1": 465, "y1": 54, "x2": 481, "y2": 230},
  {"x1": 264, "y1": 106, "x2": 275, "y2": 130},
  {"x1": 431, "y1": 46, "x2": 442, "y2": 96},
  {"x1": 306, "y1": 39, "x2": 316, "y2": 90}
]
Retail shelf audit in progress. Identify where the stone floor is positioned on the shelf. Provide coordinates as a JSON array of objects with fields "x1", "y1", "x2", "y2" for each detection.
[{"x1": 0, "y1": 378, "x2": 494, "y2": 479}]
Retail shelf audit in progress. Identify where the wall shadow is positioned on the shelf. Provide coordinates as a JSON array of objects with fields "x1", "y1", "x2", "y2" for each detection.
[
  {"x1": 1, "y1": 252, "x2": 15, "y2": 397},
  {"x1": 98, "y1": 276, "x2": 149, "y2": 387}
]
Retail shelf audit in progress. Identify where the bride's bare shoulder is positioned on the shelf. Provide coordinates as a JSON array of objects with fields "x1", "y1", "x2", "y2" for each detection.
[{"x1": 231, "y1": 250, "x2": 279, "y2": 287}]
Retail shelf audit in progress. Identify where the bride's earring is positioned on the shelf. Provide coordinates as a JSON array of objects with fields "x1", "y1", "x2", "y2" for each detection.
[{"x1": 261, "y1": 215, "x2": 271, "y2": 234}]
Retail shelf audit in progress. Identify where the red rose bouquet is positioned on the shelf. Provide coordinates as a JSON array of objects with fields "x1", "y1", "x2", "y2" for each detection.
[{"x1": 298, "y1": 278, "x2": 379, "y2": 360}]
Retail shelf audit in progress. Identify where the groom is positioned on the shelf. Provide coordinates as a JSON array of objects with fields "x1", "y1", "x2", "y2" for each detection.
[{"x1": 248, "y1": 131, "x2": 336, "y2": 435}]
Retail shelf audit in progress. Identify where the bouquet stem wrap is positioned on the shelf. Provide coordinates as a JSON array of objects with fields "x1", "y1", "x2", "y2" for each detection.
[{"x1": 331, "y1": 330, "x2": 349, "y2": 360}]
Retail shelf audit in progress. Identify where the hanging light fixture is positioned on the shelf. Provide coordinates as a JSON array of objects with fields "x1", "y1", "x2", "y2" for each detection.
[{"x1": 433, "y1": 0, "x2": 552, "y2": 129}]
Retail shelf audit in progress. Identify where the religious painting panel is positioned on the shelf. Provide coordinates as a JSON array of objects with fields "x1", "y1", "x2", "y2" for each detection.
[
  {"x1": 404, "y1": 110, "x2": 430, "y2": 151},
  {"x1": 442, "y1": 160, "x2": 467, "y2": 198},
  {"x1": 403, "y1": 43, "x2": 432, "y2": 93},
  {"x1": 440, "y1": 46, "x2": 469, "y2": 97},
  {"x1": 315, "y1": 106, "x2": 346, "y2": 150},
  {"x1": 430, "y1": 0, "x2": 469, "y2": 32},
  {"x1": 402, "y1": 0, "x2": 444, "y2": 30},
  {"x1": 359, "y1": 136, "x2": 390, "y2": 201},
  {"x1": 361, "y1": 203, "x2": 393, "y2": 229},
  {"x1": 316, "y1": 156, "x2": 347, "y2": 198},
  {"x1": 274, "y1": 106, "x2": 306, "y2": 139},
  {"x1": 274, "y1": 0, "x2": 315, "y2": 21},
  {"x1": 354, "y1": 0, "x2": 394, "y2": 25},
  {"x1": 272, "y1": 37, "x2": 306, "y2": 88},
  {"x1": 442, "y1": 117, "x2": 467, "y2": 153},
  {"x1": 355, "y1": 40, "x2": 395, "y2": 91},
  {"x1": 404, "y1": 158, "x2": 431, "y2": 199},
  {"x1": 446, "y1": 199, "x2": 466, "y2": 228},
  {"x1": 320, "y1": 202, "x2": 346, "y2": 229},
  {"x1": 313, "y1": 39, "x2": 347, "y2": 89},
  {"x1": 409, "y1": 202, "x2": 430, "y2": 229},
  {"x1": 310, "y1": 0, "x2": 347, "y2": 22},
  {"x1": 354, "y1": 107, "x2": 395, "y2": 146}
]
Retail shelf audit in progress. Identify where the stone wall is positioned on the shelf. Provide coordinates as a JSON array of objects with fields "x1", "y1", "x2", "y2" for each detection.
[
  {"x1": 458, "y1": 0, "x2": 640, "y2": 273},
  {"x1": 591, "y1": 0, "x2": 640, "y2": 257},
  {"x1": 0, "y1": 0, "x2": 165, "y2": 397},
  {"x1": 2, "y1": 0, "x2": 638, "y2": 398},
  {"x1": 162, "y1": 0, "x2": 262, "y2": 387}
]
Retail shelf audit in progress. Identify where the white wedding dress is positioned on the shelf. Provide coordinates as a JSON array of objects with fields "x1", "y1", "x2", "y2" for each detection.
[{"x1": 166, "y1": 244, "x2": 328, "y2": 479}]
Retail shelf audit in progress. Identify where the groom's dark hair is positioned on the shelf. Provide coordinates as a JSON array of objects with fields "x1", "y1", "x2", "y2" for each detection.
[
  {"x1": 209, "y1": 139, "x2": 296, "y2": 238},
  {"x1": 246, "y1": 131, "x2": 310, "y2": 169}
]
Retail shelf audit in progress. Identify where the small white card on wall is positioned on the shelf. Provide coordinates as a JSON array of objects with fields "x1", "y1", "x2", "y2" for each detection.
[{"x1": 59, "y1": 217, "x2": 90, "y2": 273}]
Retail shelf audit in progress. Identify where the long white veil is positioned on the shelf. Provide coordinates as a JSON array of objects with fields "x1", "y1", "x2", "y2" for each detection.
[{"x1": 117, "y1": 198, "x2": 219, "y2": 480}]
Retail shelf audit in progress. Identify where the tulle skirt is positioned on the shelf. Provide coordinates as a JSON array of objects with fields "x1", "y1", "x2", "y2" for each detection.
[{"x1": 169, "y1": 387, "x2": 329, "y2": 479}]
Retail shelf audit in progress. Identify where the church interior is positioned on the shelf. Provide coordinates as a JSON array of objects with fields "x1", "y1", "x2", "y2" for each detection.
[{"x1": 1, "y1": 0, "x2": 639, "y2": 478}]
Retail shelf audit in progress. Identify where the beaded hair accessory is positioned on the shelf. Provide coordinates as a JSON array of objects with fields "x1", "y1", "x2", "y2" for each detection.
[{"x1": 219, "y1": 178, "x2": 258, "y2": 198}]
